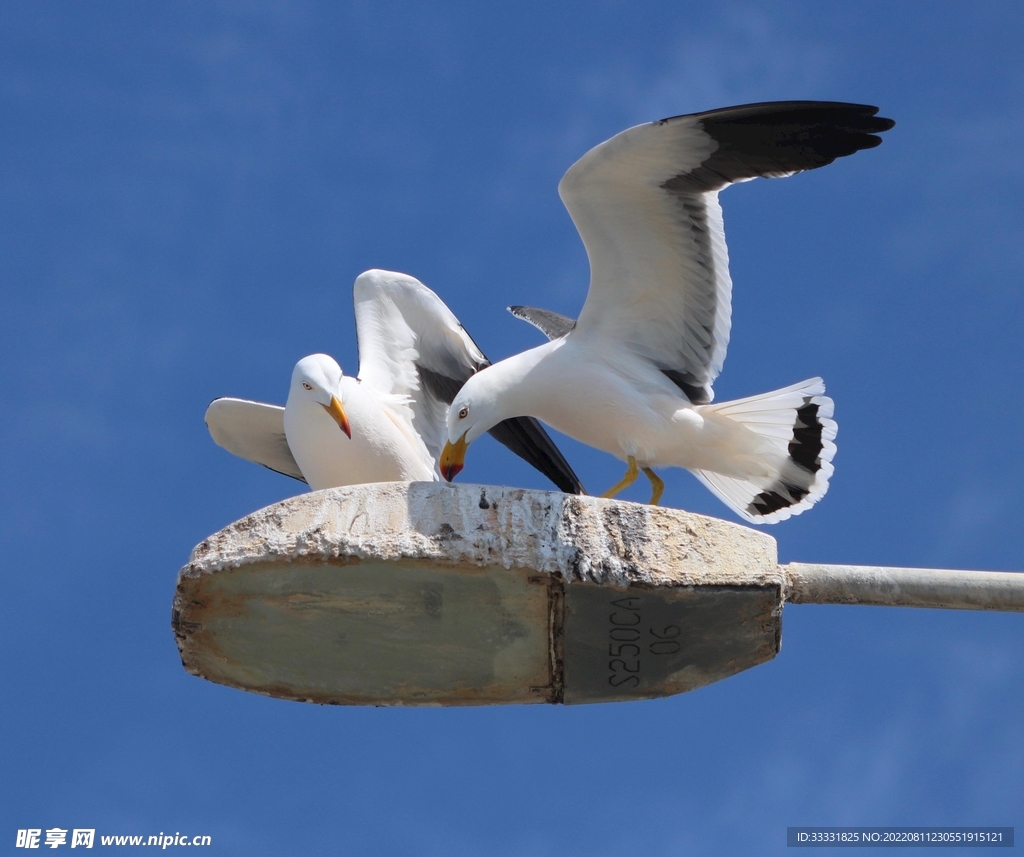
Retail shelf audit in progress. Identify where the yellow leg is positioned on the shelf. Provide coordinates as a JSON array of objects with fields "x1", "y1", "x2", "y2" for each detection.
[
  {"x1": 601, "y1": 456, "x2": 639, "y2": 499},
  {"x1": 642, "y1": 467, "x2": 664, "y2": 506}
]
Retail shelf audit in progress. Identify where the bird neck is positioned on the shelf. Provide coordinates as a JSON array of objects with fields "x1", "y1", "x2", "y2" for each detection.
[{"x1": 477, "y1": 340, "x2": 559, "y2": 424}]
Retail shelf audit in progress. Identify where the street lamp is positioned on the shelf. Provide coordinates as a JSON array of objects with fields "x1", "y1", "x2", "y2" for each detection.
[{"x1": 173, "y1": 482, "x2": 1023, "y2": 706}]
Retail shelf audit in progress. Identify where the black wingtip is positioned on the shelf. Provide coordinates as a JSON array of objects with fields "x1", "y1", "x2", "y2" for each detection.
[
  {"x1": 659, "y1": 101, "x2": 896, "y2": 195},
  {"x1": 486, "y1": 416, "x2": 586, "y2": 495}
]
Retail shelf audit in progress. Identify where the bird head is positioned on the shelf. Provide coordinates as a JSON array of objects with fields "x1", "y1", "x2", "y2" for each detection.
[
  {"x1": 440, "y1": 375, "x2": 501, "y2": 481},
  {"x1": 288, "y1": 354, "x2": 351, "y2": 438}
]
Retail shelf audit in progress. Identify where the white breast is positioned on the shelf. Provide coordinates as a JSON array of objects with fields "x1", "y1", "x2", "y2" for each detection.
[
  {"x1": 284, "y1": 378, "x2": 438, "y2": 491},
  {"x1": 520, "y1": 338, "x2": 690, "y2": 463}
]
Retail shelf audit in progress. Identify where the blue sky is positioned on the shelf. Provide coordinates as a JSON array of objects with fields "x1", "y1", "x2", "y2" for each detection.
[{"x1": 2, "y1": 2, "x2": 1022, "y2": 854}]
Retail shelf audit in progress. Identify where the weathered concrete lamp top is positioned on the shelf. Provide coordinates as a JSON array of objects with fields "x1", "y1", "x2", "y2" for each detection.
[{"x1": 173, "y1": 482, "x2": 783, "y2": 706}]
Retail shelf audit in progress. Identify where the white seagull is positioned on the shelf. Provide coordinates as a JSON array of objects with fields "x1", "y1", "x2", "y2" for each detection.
[
  {"x1": 440, "y1": 101, "x2": 894, "y2": 523},
  {"x1": 205, "y1": 269, "x2": 585, "y2": 494}
]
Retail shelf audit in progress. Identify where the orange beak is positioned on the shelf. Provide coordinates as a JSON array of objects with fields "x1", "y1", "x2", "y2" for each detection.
[
  {"x1": 321, "y1": 395, "x2": 351, "y2": 438},
  {"x1": 440, "y1": 434, "x2": 468, "y2": 481}
]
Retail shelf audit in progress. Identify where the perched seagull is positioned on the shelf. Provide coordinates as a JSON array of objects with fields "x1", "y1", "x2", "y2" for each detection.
[
  {"x1": 440, "y1": 101, "x2": 894, "y2": 523},
  {"x1": 206, "y1": 269, "x2": 585, "y2": 494}
]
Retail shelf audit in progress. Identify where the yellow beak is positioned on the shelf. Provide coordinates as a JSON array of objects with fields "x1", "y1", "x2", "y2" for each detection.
[
  {"x1": 321, "y1": 395, "x2": 351, "y2": 438},
  {"x1": 440, "y1": 434, "x2": 469, "y2": 481}
]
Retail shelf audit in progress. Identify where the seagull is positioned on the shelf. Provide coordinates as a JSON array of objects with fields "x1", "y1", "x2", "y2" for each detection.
[
  {"x1": 206, "y1": 269, "x2": 585, "y2": 494},
  {"x1": 440, "y1": 101, "x2": 894, "y2": 523}
]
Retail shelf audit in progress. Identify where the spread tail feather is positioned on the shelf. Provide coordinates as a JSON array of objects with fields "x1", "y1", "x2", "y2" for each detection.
[{"x1": 692, "y1": 378, "x2": 837, "y2": 524}]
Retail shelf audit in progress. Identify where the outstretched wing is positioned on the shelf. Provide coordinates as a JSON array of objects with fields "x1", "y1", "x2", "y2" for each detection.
[
  {"x1": 205, "y1": 397, "x2": 306, "y2": 482},
  {"x1": 353, "y1": 269, "x2": 585, "y2": 494},
  {"x1": 561, "y1": 101, "x2": 894, "y2": 404}
]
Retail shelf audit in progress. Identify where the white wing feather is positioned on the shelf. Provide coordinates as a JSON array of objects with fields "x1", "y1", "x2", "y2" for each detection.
[
  {"x1": 561, "y1": 116, "x2": 731, "y2": 401},
  {"x1": 353, "y1": 269, "x2": 487, "y2": 461},
  {"x1": 205, "y1": 398, "x2": 305, "y2": 482}
]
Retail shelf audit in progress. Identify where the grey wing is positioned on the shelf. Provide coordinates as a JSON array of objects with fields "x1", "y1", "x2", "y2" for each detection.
[
  {"x1": 508, "y1": 305, "x2": 576, "y2": 340},
  {"x1": 205, "y1": 397, "x2": 306, "y2": 482},
  {"x1": 562, "y1": 101, "x2": 894, "y2": 404},
  {"x1": 354, "y1": 269, "x2": 586, "y2": 494}
]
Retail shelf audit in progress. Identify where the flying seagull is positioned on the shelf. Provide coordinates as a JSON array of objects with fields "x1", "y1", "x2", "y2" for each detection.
[
  {"x1": 206, "y1": 269, "x2": 585, "y2": 494},
  {"x1": 440, "y1": 101, "x2": 894, "y2": 523}
]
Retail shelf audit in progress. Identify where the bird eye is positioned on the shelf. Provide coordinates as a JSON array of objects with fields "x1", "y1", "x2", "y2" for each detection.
[
  {"x1": 458, "y1": 407, "x2": 468, "y2": 419},
  {"x1": 302, "y1": 382, "x2": 313, "y2": 391}
]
